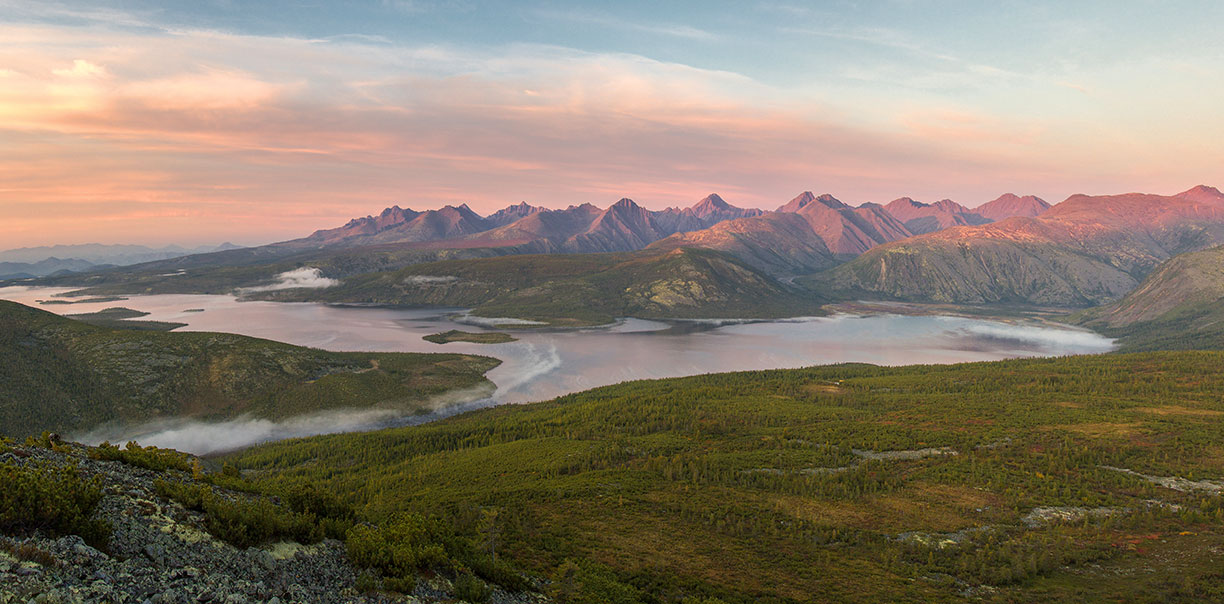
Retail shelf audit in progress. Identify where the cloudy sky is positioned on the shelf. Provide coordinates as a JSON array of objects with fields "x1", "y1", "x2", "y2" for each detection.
[{"x1": 2, "y1": 0, "x2": 1222, "y2": 247}]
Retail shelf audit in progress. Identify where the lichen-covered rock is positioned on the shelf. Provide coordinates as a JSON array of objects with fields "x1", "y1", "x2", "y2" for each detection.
[{"x1": 0, "y1": 443, "x2": 547, "y2": 604}]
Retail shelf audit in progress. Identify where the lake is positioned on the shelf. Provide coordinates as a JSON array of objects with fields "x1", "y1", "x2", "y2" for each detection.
[{"x1": 0, "y1": 286, "x2": 1115, "y2": 453}]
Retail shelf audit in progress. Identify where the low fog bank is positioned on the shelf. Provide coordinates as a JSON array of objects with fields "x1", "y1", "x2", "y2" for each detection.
[
  {"x1": 74, "y1": 383, "x2": 496, "y2": 456},
  {"x1": 943, "y1": 321, "x2": 1115, "y2": 355},
  {"x1": 242, "y1": 267, "x2": 339, "y2": 292},
  {"x1": 453, "y1": 313, "x2": 547, "y2": 327},
  {"x1": 67, "y1": 343, "x2": 569, "y2": 456},
  {"x1": 484, "y1": 341, "x2": 562, "y2": 401}
]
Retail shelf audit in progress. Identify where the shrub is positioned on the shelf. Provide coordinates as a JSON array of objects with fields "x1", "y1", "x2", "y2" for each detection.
[
  {"x1": 279, "y1": 483, "x2": 355, "y2": 540},
  {"x1": 465, "y1": 553, "x2": 532, "y2": 593},
  {"x1": 90, "y1": 441, "x2": 193, "y2": 472},
  {"x1": 354, "y1": 572, "x2": 382, "y2": 593},
  {"x1": 548, "y1": 559, "x2": 642, "y2": 604},
  {"x1": 0, "y1": 462, "x2": 109, "y2": 548},
  {"x1": 346, "y1": 513, "x2": 450, "y2": 593},
  {"x1": 154, "y1": 479, "x2": 324, "y2": 548},
  {"x1": 454, "y1": 570, "x2": 493, "y2": 603}
]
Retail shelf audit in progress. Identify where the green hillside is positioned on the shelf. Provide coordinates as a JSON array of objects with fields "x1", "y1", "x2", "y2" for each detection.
[
  {"x1": 0, "y1": 300, "x2": 499, "y2": 438},
  {"x1": 229, "y1": 352, "x2": 1224, "y2": 603},
  {"x1": 256, "y1": 248, "x2": 825, "y2": 326},
  {"x1": 1076, "y1": 245, "x2": 1224, "y2": 351}
]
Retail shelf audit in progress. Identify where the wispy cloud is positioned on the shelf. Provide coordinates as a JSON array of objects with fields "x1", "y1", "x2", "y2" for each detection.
[
  {"x1": 784, "y1": 24, "x2": 1028, "y2": 87},
  {"x1": 534, "y1": 8, "x2": 719, "y2": 41}
]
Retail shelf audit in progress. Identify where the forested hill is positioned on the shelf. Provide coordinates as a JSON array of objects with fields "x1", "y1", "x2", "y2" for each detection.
[
  {"x1": 229, "y1": 351, "x2": 1224, "y2": 603},
  {"x1": 251, "y1": 247, "x2": 826, "y2": 326},
  {"x1": 0, "y1": 300, "x2": 499, "y2": 438}
]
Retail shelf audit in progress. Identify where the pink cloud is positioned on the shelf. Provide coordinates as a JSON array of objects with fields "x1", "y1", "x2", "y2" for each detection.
[{"x1": 0, "y1": 24, "x2": 1219, "y2": 247}]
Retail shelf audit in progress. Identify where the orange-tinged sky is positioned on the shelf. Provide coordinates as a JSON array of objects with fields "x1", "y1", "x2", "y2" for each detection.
[{"x1": 1, "y1": 2, "x2": 1222, "y2": 248}]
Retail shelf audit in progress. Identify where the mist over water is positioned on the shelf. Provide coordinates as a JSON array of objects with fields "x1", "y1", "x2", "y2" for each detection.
[{"x1": 1, "y1": 286, "x2": 1115, "y2": 453}]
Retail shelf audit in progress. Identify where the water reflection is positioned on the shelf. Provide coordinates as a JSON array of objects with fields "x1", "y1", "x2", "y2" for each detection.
[{"x1": 0, "y1": 286, "x2": 1115, "y2": 453}]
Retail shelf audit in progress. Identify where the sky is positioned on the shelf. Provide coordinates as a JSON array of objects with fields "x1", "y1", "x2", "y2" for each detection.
[{"x1": 1, "y1": 0, "x2": 1222, "y2": 247}]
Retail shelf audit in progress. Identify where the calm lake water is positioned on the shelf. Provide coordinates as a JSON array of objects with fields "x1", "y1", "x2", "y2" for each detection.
[{"x1": 1, "y1": 286, "x2": 1115, "y2": 453}]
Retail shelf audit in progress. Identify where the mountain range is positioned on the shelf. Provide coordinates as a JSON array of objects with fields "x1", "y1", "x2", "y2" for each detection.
[
  {"x1": 283, "y1": 194, "x2": 767, "y2": 254},
  {"x1": 27, "y1": 185, "x2": 1224, "y2": 332},
  {"x1": 0, "y1": 257, "x2": 98, "y2": 280},
  {"x1": 881, "y1": 197, "x2": 991, "y2": 235},
  {"x1": 815, "y1": 186, "x2": 1224, "y2": 306},
  {"x1": 269, "y1": 191, "x2": 1044, "y2": 271},
  {"x1": 0, "y1": 243, "x2": 245, "y2": 279},
  {"x1": 0, "y1": 242, "x2": 243, "y2": 266},
  {"x1": 651, "y1": 192, "x2": 914, "y2": 274}
]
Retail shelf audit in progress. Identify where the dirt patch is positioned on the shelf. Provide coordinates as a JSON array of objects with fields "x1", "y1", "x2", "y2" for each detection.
[
  {"x1": 772, "y1": 482, "x2": 1007, "y2": 533},
  {"x1": 1134, "y1": 405, "x2": 1223, "y2": 417},
  {"x1": 803, "y1": 382, "x2": 845, "y2": 394},
  {"x1": 1055, "y1": 423, "x2": 1144, "y2": 438}
]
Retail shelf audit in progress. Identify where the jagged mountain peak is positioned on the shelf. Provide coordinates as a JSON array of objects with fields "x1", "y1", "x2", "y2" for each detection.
[
  {"x1": 975, "y1": 193, "x2": 1051, "y2": 221},
  {"x1": 930, "y1": 199, "x2": 970, "y2": 213},
  {"x1": 777, "y1": 191, "x2": 817, "y2": 213},
  {"x1": 610, "y1": 197, "x2": 642, "y2": 210}
]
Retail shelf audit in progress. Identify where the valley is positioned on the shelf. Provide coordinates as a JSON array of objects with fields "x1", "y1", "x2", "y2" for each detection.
[
  {"x1": 9, "y1": 184, "x2": 1224, "y2": 603},
  {"x1": 4, "y1": 4, "x2": 1222, "y2": 603},
  {"x1": 0, "y1": 286, "x2": 1112, "y2": 453}
]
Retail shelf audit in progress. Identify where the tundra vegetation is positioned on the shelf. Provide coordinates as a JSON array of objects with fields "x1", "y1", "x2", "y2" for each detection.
[
  {"x1": 221, "y1": 351, "x2": 1224, "y2": 603},
  {"x1": 423, "y1": 330, "x2": 518, "y2": 344}
]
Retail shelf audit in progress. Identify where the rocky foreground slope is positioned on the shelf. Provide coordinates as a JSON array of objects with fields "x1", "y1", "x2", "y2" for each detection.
[{"x1": 0, "y1": 439, "x2": 547, "y2": 604}]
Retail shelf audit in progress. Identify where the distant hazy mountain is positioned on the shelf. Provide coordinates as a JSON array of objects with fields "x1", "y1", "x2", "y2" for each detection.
[
  {"x1": 0, "y1": 257, "x2": 98, "y2": 279},
  {"x1": 882, "y1": 197, "x2": 991, "y2": 235},
  {"x1": 973, "y1": 193, "x2": 1051, "y2": 221},
  {"x1": 0, "y1": 243, "x2": 242, "y2": 271},
  {"x1": 816, "y1": 186, "x2": 1224, "y2": 306}
]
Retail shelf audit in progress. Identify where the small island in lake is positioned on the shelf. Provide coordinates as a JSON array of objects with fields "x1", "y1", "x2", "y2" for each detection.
[
  {"x1": 37, "y1": 296, "x2": 128, "y2": 305},
  {"x1": 65, "y1": 307, "x2": 187, "y2": 331},
  {"x1": 423, "y1": 329, "x2": 517, "y2": 344}
]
